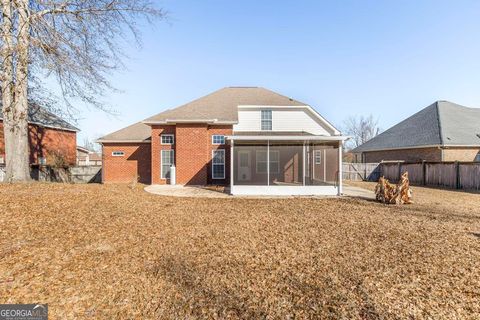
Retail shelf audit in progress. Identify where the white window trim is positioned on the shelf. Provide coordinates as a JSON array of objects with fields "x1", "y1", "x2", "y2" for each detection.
[
  {"x1": 261, "y1": 109, "x2": 272, "y2": 131},
  {"x1": 161, "y1": 150, "x2": 174, "y2": 179},
  {"x1": 112, "y1": 151, "x2": 125, "y2": 157},
  {"x1": 161, "y1": 134, "x2": 175, "y2": 145},
  {"x1": 256, "y1": 150, "x2": 279, "y2": 174},
  {"x1": 212, "y1": 149, "x2": 225, "y2": 179},
  {"x1": 212, "y1": 135, "x2": 225, "y2": 145},
  {"x1": 314, "y1": 150, "x2": 322, "y2": 164}
]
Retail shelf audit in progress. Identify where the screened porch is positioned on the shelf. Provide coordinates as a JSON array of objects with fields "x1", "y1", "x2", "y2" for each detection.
[{"x1": 227, "y1": 136, "x2": 346, "y2": 196}]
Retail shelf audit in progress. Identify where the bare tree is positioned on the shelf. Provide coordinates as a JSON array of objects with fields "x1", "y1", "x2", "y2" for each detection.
[
  {"x1": 1, "y1": 0, "x2": 165, "y2": 181},
  {"x1": 82, "y1": 136, "x2": 100, "y2": 153},
  {"x1": 343, "y1": 114, "x2": 381, "y2": 149}
]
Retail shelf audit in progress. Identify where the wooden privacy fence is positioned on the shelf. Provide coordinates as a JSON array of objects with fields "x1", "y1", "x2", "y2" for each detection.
[
  {"x1": 379, "y1": 161, "x2": 480, "y2": 191},
  {"x1": 342, "y1": 163, "x2": 381, "y2": 181}
]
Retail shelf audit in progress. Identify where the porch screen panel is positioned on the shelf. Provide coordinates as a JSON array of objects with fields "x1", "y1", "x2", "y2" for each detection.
[
  {"x1": 268, "y1": 143, "x2": 304, "y2": 186},
  {"x1": 233, "y1": 143, "x2": 268, "y2": 185},
  {"x1": 305, "y1": 143, "x2": 339, "y2": 186}
]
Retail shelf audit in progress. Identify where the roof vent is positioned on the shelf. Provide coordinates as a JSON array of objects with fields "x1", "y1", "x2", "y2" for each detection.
[{"x1": 476, "y1": 133, "x2": 480, "y2": 139}]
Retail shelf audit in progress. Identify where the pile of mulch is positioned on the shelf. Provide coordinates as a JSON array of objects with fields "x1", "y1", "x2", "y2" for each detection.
[{"x1": 0, "y1": 183, "x2": 479, "y2": 319}]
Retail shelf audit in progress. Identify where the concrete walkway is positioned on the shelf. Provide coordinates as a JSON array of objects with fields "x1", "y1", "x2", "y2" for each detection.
[
  {"x1": 342, "y1": 185, "x2": 376, "y2": 200},
  {"x1": 145, "y1": 184, "x2": 376, "y2": 200}
]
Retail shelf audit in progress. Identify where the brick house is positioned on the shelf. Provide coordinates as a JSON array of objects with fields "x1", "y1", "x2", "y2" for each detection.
[
  {"x1": 353, "y1": 101, "x2": 480, "y2": 163},
  {"x1": 98, "y1": 87, "x2": 348, "y2": 195},
  {"x1": 0, "y1": 104, "x2": 78, "y2": 166}
]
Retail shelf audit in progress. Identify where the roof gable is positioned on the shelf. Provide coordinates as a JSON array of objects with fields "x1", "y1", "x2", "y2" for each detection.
[
  {"x1": 353, "y1": 102, "x2": 442, "y2": 152},
  {"x1": 143, "y1": 87, "x2": 306, "y2": 123},
  {"x1": 353, "y1": 101, "x2": 480, "y2": 152},
  {"x1": 437, "y1": 101, "x2": 480, "y2": 146}
]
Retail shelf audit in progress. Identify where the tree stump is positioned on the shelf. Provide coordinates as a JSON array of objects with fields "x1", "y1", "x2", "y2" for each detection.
[{"x1": 375, "y1": 172, "x2": 413, "y2": 204}]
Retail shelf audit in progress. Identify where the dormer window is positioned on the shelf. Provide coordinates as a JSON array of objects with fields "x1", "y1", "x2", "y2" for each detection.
[{"x1": 261, "y1": 110, "x2": 272, "y2": 131}]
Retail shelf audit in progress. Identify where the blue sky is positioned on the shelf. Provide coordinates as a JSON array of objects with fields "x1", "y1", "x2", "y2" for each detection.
[{"x1": 76, "y1": 0, "x2": 480, "y2": 145}]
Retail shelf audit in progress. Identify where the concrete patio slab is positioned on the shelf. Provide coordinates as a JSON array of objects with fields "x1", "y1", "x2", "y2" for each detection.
[{"x1": 145, "y1": 185, "x2": 230, "y2": 198}]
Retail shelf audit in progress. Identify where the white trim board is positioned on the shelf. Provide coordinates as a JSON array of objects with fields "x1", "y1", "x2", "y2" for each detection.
[{"x1": 230, "y1": 185, "x2": 339, "y2": 196}]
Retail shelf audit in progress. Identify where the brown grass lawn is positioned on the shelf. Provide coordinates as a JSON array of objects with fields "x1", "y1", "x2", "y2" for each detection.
[{"x1": 0, "y1": 183, "x2": 479, "y2": 319}]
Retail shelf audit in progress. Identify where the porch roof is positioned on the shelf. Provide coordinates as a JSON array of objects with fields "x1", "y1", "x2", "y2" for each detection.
[{"x1": 226, "y1": 132, "x2": 349, "y2": 141}]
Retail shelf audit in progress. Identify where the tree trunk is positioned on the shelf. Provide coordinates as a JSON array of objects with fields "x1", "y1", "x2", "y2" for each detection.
[{"x1": 2, "y1": 0, "x2": 31, "y2": 182}]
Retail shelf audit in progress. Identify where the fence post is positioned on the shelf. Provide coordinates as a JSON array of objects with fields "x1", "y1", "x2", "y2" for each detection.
[
  {"x1": 422, "y1": 161, "x2": 426, "y2": 186},
  {"x1": 397, "y1": 162, "x2": 402, "y2": 182},
  {"x1": 455, "y1": 161, "x2": 460, "y2": 189}
]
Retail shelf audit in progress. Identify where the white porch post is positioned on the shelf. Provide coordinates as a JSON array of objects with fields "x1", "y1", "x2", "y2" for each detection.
[
  {"x1": 302, "y1": 141, "x2": 305, "y2": 186},
  {"x1": 338, "y1": 141, "x2": 343, "y2": 196},
  {"x1": 267, "y1": 140, "x2": 270, "y2": 186},
  {"x1": 230, "y1": 140, "x2": 234, "y2": 194}
]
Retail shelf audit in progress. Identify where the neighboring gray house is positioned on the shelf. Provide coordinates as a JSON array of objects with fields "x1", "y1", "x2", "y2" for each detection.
[{"x1": 353, "y1": 101, "x2": 480, "y2": 163}]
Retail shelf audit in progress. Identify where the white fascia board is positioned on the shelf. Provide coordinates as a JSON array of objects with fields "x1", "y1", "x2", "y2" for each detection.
[
  {"x1": 96, "y1": 140, "x2": 151, "y2": 144},
  {"x1": 226, "y1": 135, "x2": 350, "y2": 141},
  {"x1": 237, "y1": 105, "x2": 341, "y2": 135},
  {"x1": 230, "y1": 185, "x2": 339, "y2": 196}
]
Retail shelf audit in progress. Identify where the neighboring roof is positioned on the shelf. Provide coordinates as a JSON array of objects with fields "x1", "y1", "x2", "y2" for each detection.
[
  {"x1": 353, "y1": 101, "x2": 480, "y2": 152},
  {"x1": 76, "y1": 146, "x2": 91, "y2": 153},
  {"x1": 0, "y1": 103, "x2": 79, "y2": 132},
  {"x1": 99, "y1": 87, "x2": 310, "y2": 142},
  {"x1": 143, "y1": 87, "x2": 306, "y2": 123}
]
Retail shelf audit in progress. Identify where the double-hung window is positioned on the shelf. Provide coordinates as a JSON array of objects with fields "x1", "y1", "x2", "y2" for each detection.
[
  {"x1": 475, "y1": 152, "x2": 480, "y2": 162},
  {"x1": 261, "y1": 110, "x2": 272, "y2": 131},
  {"x1": 212, "y1": 135, "x2": 225, "y2": 145},
  {"x1": 161, "y1": 134, "x2": 174, "y2": 145},
  {"x1": 161, "y1": 150, "x2": 174, "y2": 179},
  {"x1": 212, "y1": 150, "x2": 225, "y2": 179}
]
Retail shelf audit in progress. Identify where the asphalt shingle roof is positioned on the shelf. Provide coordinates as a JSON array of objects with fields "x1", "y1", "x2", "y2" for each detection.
[
  {"x1": 353, "y1": 101, "x2": 480, "y2": 152},
  {"x1": 0, "y1": 103, "x2": 78, "y2": 132},
  {"x1": 99, "y1": 87, "x2": 307, "y2": 142}
]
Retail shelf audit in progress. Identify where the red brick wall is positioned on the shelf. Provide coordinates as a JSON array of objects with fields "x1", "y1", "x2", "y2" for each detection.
[
  {"x1": 363, "y1": 148, "x2": 442, "y2": 162},
  {"x1": 362, "y1": 147, "x2": 480, "y2": 163},
  {"x1": 149, "y1": 124, "x2": 232, "y2": 185},
  {"x1": 103, "y1": 124, "x2": 233, "y2": 185},
  {"x1": 207, "y1": 125, "x2": 233, "y2": 185},
  {"x1": 442, "y1": 147, "x2": 480, "y2": 162},
  {"x1": 102, "y1": 143, "x2": 151, "y2": 184},
  {"x1": 151, "y1": 125, "x2": 175, "y2": 185},
  {"x1": 175, "y1": 124, "x2": 209, "y2": 185},
  {"x1": 0, "y1": 120, "x2": 77, "y2": 165}
]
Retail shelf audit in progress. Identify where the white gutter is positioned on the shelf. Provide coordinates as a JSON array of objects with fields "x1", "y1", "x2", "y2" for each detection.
[
  {"x1": 96, "y1": 140, "x2": 151, "y2": 144},
  {"x1": 226, "y1": 135, "x2": 350, "y2": 141},
  {"x1": 142, "y1": 119, "x2": 238, "y2": 125}
]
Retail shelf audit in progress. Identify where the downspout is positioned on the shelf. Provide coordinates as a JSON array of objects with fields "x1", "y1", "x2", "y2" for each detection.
[
  {"x1": 338, "y1": 141, "x2": 343, "y2": 196},
  {"x1": 230, "y1": 140, "x2": 234, "y2": 194}
]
